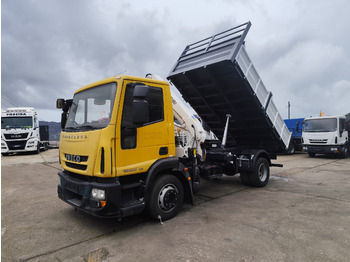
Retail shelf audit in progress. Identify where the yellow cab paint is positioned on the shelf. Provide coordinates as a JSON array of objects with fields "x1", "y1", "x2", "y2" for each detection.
[
  {"x1": 115, "y1": 76, "x2": 175, "y2": 177},
  {"x1": 59, "y1": 75, "x2": 175, "y2": 178}
]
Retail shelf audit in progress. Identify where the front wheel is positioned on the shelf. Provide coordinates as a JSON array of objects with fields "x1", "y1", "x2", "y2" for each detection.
[
  {"x1": 34, "y1": 144, "x2": 40, "y2": 154},
  {"x1": 148, "y1": 175, "x2": 184, "y2": 221},
  {"x1": 341, "y1": 146, "x2": 349, "y2": 158}
]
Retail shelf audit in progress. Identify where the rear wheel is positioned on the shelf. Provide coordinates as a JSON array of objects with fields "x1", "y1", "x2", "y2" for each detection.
[
  {"x1": 249, "y1": 158, "x2": 270, "y2": 187},
  {"x1": 148, "y1": 175, "x2": 184, "y2": 221},
  {"x1": 240, "y1": 172, "x2": 252, "y2": 186},
  {"x1": 287, "y1": 143, "x2": 295, "y2": 154},
  {"x1": 240, "y1": 158, "x2": 270, "y2": 187}
]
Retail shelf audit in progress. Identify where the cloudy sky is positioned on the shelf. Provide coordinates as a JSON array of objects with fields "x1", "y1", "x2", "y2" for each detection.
[{"x1": 2, "y1": 0, "x2": 350, "y2": 122}]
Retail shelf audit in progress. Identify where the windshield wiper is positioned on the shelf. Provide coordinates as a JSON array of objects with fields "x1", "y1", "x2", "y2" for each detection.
[
  {"x1": 65, "y1": 125, "x2": 99, "y2": 132},
  {"x1": 81, "y1": 125, "x2": 96, "y2": 129},
  {"x1": 64, "y1": 126, "x2": 78, "y2": 131},
  {"x1": 74, "y1": 125, "x2": 98, "y2": 131}
]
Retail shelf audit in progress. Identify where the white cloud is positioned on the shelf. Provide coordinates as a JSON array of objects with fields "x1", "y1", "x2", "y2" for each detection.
[{"x1": 2, "y1": 0, "x2": 350, "y2": 121}]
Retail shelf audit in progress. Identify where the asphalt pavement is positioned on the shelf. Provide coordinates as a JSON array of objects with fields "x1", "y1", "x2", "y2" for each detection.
[{"x1": 1, "y1": 150, "x2": 350, "y2": 261}]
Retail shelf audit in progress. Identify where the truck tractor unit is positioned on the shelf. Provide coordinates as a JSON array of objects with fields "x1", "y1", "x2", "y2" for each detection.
[
  {"x1": 1, "y1": 107, "x2": 49, "y2": 155},
  {"x1": 302, "y1": 115, "x2": 349, "y2": 158},
  {"x1": 56, "y1": 22, "x2": 291, "y2": 221}
]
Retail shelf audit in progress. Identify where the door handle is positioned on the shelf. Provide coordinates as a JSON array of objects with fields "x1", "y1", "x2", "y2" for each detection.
[{"x1": 159, "y1": 147, "x2": 168, "y2": 155}]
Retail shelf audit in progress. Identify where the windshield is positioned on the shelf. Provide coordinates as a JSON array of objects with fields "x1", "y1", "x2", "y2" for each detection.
[
  {"x1": 65, "y1": 82, "x2": 117, "y2": 131},
  {"x1": 1, "y1": 117, "x2": 33, "y2": 129},
  {"x1": 303, "y1": 118, "x2": 337, "y2": 132}
]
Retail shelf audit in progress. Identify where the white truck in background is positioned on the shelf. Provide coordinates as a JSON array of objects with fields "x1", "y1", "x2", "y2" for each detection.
[
  {"x1": 302, "y1": 115, "x2": 349, "y2": 158},
  {"x1": 1, "y1": 107, "x2": 49, "y2": 156}
]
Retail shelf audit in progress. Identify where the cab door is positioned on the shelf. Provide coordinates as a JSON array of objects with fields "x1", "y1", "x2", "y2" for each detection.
[
  {"x1": 339, "y1": 118, "x2": 348, "y2": 145},
  {"x1": 116, "y1": 81, "x2": 170, "y2": 176}
]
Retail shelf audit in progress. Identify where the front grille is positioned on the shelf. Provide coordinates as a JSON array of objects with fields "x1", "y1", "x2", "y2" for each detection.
[
  {"x1": 66, "y1": 161, "x2": 87, "y2": 171},
  {"x1": 6, "y1": 140, "x2": 27, "y2": 150},
  {"x1": 309, "y1": 139, "x2": 328, "y2": 144},
  {"x1": 4, "y1": 133, "x2": 29, "y2": 140}
]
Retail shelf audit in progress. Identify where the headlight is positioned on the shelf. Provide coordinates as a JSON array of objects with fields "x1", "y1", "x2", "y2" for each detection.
[{"x1": 91, "y1": 188, "x2": 105, "y2": 200}]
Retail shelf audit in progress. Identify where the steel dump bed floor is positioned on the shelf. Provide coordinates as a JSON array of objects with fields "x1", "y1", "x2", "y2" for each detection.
[{"x1": 167, "y1": 22, "x2": 290, "y2": 152}]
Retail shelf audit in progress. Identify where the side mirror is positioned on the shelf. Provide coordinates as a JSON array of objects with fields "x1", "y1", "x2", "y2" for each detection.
[
  {"x1": 133, "y1": 84, "x2": 149, "y2": 99},
  {"x1": 56, "y1": 98, "x2": 65, "y2": 109},
  {"x1": 57, "y1": 98, "x2": 72, "y2": 129},
  {"x1": 132, "y1": 100, "x2": 149, "y2": 125},
  {"x1": 61, "y1": 112, "x2": 67, "y2": 129}
]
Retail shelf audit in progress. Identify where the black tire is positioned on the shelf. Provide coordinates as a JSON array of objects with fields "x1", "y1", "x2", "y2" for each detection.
[
  {"x1": 35, "y1": 144, "x2": 40, "y2": 154},
  {"x1": 308, "y1": 152, "x2": 316, "y2": 157},
  {"x1": 148, "y1": 175, "x2": 184, "y2": 221},
  {"x1": 249, "y1": 158, "x2": 270, "y2": 187},
  {"x1": 287, "y1": 143, "x2": 295, "y2": 154},
  {"x1": 341, "y1": 146, "x2": 349, "y2": 158},
  {"x1": 240, "y1": 172, "x2": 252, "y2": 186}
]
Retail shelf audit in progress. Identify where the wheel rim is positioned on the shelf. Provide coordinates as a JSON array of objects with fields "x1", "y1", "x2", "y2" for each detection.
[
  {"x1": 290, "y1": 145, "x2": 295, "y2": 154},
  {"x1": 158, "y1": 183, "x2": 179, "y2": 213},
  {"x1": 258, "y1": 163, "x2": 268, "y2": 181}
]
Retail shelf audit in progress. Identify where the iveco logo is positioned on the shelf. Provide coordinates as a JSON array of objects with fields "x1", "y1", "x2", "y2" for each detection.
[
  {"x1": 11, "y1": 135, "x2": 21, "y2": 138},
  {"x1": 65, "y1": 154, "x2": 81, "y2": 163}
]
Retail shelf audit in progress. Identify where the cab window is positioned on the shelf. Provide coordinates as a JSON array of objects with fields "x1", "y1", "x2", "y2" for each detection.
[{"x1": 121, "y1": 83, "x2": 164, "y2": 149}]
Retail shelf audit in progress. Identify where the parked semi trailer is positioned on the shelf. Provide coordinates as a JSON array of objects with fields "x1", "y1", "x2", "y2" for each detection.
[
  {"x1": 56, "y1": 22, "x2": 290, "y2": 221},
  {"x1": 1, "y1": 107, "x2": 49, "y2": 155}
]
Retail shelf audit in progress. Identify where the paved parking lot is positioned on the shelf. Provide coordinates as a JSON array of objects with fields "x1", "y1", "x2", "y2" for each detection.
[{"x1": 1, "y1": 150, "x2": 350, "y2": 261}]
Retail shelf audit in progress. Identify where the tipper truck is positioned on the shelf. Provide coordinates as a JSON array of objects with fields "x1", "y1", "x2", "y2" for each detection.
[
  {"x1": 1, "y1": 107, "x2": 49, "y2": 155},
  {"x1": 56, "y1": 22, "x2": 291, "y2": 221},
  {"x1": 284, "y1": 118, "x2": 304, "y2": 154}
]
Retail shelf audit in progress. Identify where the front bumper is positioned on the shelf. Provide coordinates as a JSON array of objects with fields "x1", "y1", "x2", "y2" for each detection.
[
  {"x1": 57, "y1": 171, "x2": 122, "y2": 218},
  {"x1": 1, "y1": 139, "x2": 38, "y2": 153},
  {"x1": 303, "y1": 144, "x2": 342, "y2": 154}
]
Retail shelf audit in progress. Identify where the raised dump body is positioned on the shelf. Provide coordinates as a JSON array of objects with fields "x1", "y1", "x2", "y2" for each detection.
[{"x1": 167, "y1": 22, "x2": 290, "y2": 153}]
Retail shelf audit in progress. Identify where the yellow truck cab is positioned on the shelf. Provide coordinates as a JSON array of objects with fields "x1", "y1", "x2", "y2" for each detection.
[{"x1": 57, "y1": 75, "x2": 192, "y2": 220}]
